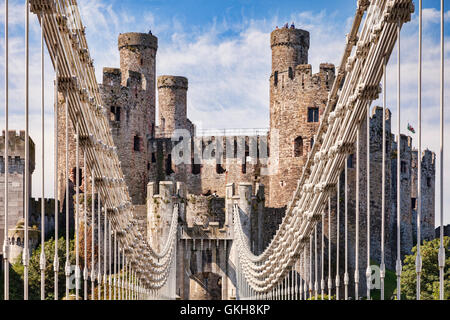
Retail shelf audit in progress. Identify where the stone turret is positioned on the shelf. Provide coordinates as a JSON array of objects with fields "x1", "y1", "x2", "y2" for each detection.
[
  {"x1": 270, "y1": 28, "x2": 310, "y2": 75},
  {"x1": 147, "y1": 181, "x2": 177, "y2": 251},
  {"x1": 157, "y1": 75, "x2": 188, "y2": 135},
  {"x1": 118, "y1": 32, "x2": 158, "y2": 91}
]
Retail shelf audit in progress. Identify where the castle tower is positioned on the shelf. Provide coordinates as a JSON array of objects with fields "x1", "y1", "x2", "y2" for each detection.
[
  {"x1": 271, "y1": 28, "x2": 309, "y2": 75},
  {"x1": 118, "y1": 32, "x2": 158, "y2": 91},
  {"x1": 0, "y1": 131, "x2": 35, "y2": 252},
  {"x1": 96, "y1": 33, "x2": 158, "y2": 205},
  {"x1": 268, "y1": 27, "x2": 334, "y2": 208},
  {"x1": 157, "y1": 75, "x2": 188, "y2": 135}
]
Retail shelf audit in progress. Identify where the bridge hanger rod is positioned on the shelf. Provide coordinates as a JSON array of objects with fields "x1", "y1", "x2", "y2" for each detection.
[
  {"x1": 3, "y1": 0, "x2": 9, "y2": 301},
  {"x1": 416, "y1": 0, "x2": 422, "y2": 301}
]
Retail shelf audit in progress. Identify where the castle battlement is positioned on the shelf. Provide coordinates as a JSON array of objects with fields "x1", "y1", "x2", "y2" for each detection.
[
  {"x1": 0, "y1": 130, "x2": 35, "y2": 158},
  {"x1": 118, "y1": 32, "x2": 158, "y2": 51},
  {"x1": 157, "y1": 75, "x2": 188, "y2": 90},
  {"x1": 271, "y1": 28, "x2": 310, "y2": 74},
  {"x1": 0, "y1": 130, "x2": 35, "y2": 174},
  {"x1": 103, "y1": 67, "x2": 146, "y2": 91},
  {"x1": 270, "y1": 28, "x2": 310, "y2": 49}
]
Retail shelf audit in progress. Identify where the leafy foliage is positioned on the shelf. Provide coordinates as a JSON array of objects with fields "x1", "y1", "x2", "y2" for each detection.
[
  {"x1": 0, "y1": 237, "x2": 76, "y2": 300},
  {"x1": 395, "y1": 236, "x2": 449, "y2": 300}
]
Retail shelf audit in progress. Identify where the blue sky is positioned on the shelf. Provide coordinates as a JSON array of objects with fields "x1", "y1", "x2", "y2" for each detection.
[{"x1": 0, "y1": 0, "x2": 449, "y2": 225}]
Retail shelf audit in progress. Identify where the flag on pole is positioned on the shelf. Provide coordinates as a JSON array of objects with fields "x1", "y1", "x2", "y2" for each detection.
[{"x1": 407, "y1": 123, "x2": 415, "y2": 134}]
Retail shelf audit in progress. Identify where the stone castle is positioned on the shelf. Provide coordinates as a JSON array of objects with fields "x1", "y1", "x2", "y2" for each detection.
[{"x1": 0, "y1": 26, "x2": 436, "y2": 299}]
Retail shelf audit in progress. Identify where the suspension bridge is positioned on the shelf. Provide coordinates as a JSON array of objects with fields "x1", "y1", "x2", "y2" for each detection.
[{"x1": 1, "y1": 0, "x2": 447, "y2": 300}]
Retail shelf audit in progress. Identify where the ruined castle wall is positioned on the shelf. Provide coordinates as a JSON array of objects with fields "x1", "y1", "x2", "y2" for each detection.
[
  {"x1": 411, "y1": 149, "x2": 436, "y2": 242},
  {"x1": 148, "y1": 135, "x2": 271, "y2": 200},
  {"x1": 389, "y1": 135, "x2": 413, "y2": 263}
]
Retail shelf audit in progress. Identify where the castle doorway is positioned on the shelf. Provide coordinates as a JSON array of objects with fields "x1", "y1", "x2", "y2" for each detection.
[{"x1": 188, "y1": 272, "x2": 222, "y2": 300}]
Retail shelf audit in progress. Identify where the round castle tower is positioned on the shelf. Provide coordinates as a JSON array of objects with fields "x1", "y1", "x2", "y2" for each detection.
[
  {"x1": 157, "y1": 75, "x2": 188, "y2": 135},
  {"x1": 270, "y1": 28, "x2": 309, "y2": 76},
  {"x1": 118, "y1": 32, "x2": 158, "y2": 131},
  {"x1": 108, "y1": 32, "x2": 158, "y2": 204},
  {"x1": 268, "y1": 27, "x2": 333, "y2": 208},
  {"x1": 118, "y1": 32, "x2": 158, "y2": 89}
]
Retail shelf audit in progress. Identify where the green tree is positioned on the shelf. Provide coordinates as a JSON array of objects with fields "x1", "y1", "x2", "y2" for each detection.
[
  {"x1": 396, "y1": 236, "x2": 450, "y2": 300},
  {"x1": 0, "y1": 237, "x2": 76, "y2": 300}
]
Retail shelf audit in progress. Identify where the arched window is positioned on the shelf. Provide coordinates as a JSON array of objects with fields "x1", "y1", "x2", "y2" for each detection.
[{"x1": 294, "y1": 136, "x2": 303, "y2": 157}]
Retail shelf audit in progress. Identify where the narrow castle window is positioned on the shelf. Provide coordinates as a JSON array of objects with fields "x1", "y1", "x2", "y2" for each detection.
[
  {"x1": 274, "y1": 71, "x2": 278, "y2": 87},
  {"x1": 307, "y1": 107, "x2": 319, "y2": 122},
  {"x1": 192, "y1": 158, "x2": 201, "y2": 175},
  {"x1": 151, "y1": 153, "x2": 156, "y2": 163},
  {"x1": 133, "y1": 135, "x2": 142, "y2": 152},
  {"x1": 347, "y1": 154, "x2": 354, "y2": 168},
  {"x1": 294, "y1": 136, "x2": 303, "y2": 157},
  {"x1": 288, "y1": 67, "x2": 293, "y2": 80},
  {"x1": 110, "y1": 106, "x2": 121, "y2": 122},
  {"x1": 310, "y1": 137, "x2": 315, "y2": 150},
  {"x1": 242, "y1": 152, "x2": 248, "y2": 174},
  {"x1": 411, "y1": 198, "x2": 417, "y2": 210},
  {"x1": 401, "y1": 161, "x2": 407, "y2": 174},
  {"x1": 427, "y1": 177, "x2": 431, "y2": 187},
  {"x1": 166, "y1": 154, "x2": 174, "y2": 175}
]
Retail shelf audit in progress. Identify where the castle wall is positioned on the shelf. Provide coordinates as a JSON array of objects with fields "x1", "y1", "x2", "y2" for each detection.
[
  {"x1": 148, "y1": 135, "x2": 271, "y2": 200},
  {"x1": 411, "y1": 149, "x2": 436, "y2": 242},
  {"x1": 268, "y1": 63, "x2": 334, "y2": 208}
]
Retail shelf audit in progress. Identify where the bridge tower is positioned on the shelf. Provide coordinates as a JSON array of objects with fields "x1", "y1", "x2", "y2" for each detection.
[{"x1": 268, "y1": 27, "x2": 334, "y2": 208}]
